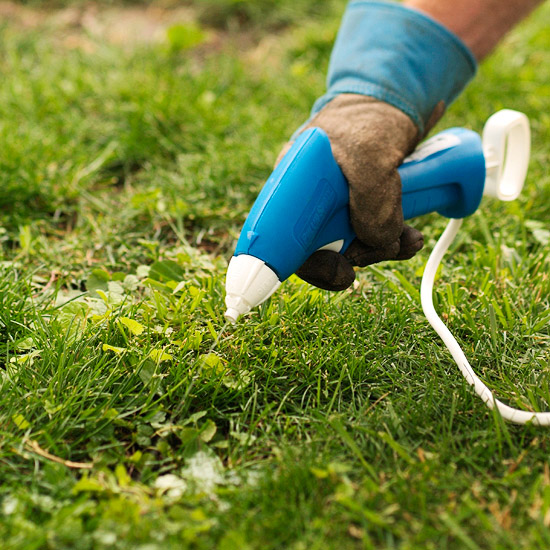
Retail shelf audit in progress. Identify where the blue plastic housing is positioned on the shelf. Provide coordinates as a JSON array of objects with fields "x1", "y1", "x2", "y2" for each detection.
[
  {"x1": 234, "y1": 127, "x2": 486, "y2": 282},
  {"x1": 400, "y1": 127, "x2": 485, "y2": 219}
]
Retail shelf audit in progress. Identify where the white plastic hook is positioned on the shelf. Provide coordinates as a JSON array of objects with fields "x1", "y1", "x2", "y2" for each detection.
[{"x1": 482, "y1": 109, "x2": 530, "y2": 201}]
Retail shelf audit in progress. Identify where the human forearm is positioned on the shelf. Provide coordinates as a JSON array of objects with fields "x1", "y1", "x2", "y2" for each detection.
[{"x1": 405, "y1": 0, "x2": 544, "y2": 60}]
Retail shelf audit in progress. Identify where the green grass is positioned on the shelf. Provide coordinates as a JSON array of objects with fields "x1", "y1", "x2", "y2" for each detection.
[{"x1": 1, "y1": 1, "x2": 549, "y2": 548}]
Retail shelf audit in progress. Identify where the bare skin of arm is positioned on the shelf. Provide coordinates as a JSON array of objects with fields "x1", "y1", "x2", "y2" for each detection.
[{"x1": 405, "y1": 0, "x2": 544, "y2": 60}]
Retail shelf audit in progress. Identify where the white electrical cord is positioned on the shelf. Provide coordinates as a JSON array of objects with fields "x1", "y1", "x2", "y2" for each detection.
[{"x1": 421, "y1": 218, "x2": 550, "y2": 425}]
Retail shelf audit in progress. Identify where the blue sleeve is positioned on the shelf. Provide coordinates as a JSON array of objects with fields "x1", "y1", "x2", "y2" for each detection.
[{"x1": 308, "y1": 1, "x2": 477, "y2": 135}]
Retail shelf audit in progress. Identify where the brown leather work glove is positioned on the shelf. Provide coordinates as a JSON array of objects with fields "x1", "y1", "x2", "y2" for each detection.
[{"x1": 277, "y1": 94, "x2": 444, "y2": 291}]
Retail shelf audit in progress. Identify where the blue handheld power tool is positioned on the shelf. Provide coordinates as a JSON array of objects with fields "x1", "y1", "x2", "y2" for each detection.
[{"x1": 224, "y1": 110, "x2": 530, "y2": 323}]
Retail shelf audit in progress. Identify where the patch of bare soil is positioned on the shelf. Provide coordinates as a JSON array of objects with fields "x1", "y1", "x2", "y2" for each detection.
[{"x1": 0, "y1": 1, "x2": 199, "y2": 50}]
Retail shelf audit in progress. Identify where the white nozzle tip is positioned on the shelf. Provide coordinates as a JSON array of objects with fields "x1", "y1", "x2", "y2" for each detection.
[
  {"x1": 224, "y1": 255, "x2": 281, "y2": 324},
  {"x1": 224, "y1": 308, "x2": 239, "y2": 324}
]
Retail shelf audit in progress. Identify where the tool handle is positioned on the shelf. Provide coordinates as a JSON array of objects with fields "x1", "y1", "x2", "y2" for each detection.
[
  {"x1": 399, "y1": 127, "x2": 486, "y2": 220},
  {"x1": 235, "y1": 126, "x2": 486, "y2": 281}
]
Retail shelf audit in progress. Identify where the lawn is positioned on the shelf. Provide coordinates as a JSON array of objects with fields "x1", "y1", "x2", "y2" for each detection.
[{"x1": 0, "y1": 1, "x2": 549, "y2": 548}]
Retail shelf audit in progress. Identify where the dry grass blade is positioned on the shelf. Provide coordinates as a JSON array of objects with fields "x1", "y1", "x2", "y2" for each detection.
[{"x1": 25, "y1": 439, "x2": 93, "y2": 469}]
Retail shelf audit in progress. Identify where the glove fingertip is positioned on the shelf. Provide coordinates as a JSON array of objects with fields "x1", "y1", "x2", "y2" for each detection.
[
  {"x1": 296, "y1": 250, "x2": 356, "y2": 291},
  {"x1": 396, "y1": 225, "x2": 424, "y2": 260}
]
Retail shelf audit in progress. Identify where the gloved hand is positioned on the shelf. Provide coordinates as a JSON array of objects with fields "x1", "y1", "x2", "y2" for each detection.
[
  {"x1": 278, "y1": 94, "x2": 442, "y2": 290},
  {"x1": 280, "y1": 1, "x2": 477, "y2": 291}
]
